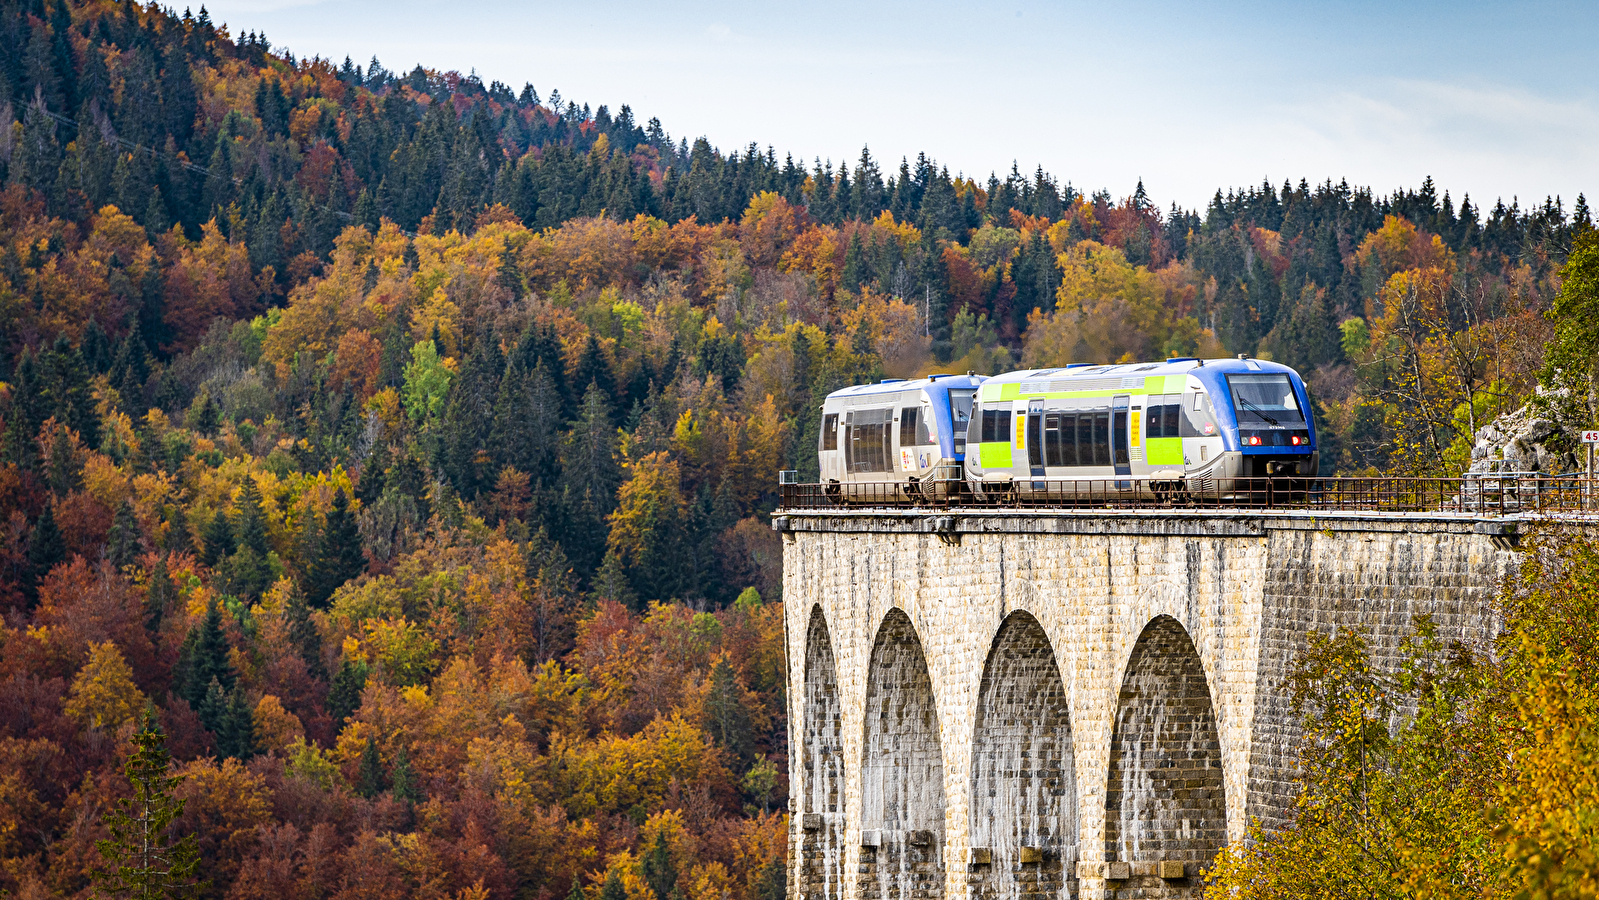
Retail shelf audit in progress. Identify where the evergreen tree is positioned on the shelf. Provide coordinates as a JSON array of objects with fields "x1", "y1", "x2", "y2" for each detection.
[
  {"x1": 105, "y1": 499, "x2": 142, "y2": 568},
  {"x1": 145, "y1": 554, "x2": 176, "y2": 632},
  {"x1": 164, "y1": 504, "x2": 196, "y2": 557},
  {"x1": 566, "y1": 880, "x2": 588, "y2": 900},
  {"x1": 328, "y1": 658, "x2": 368, "y2": 725},
  {"x1": 178, "y1": 599, "x2": 235, "y2": 708},
  {"x1": 356, "y1": 736, "x2": 386, "y2": 798},
  {"x1": 570, "y1": 335, "x2": 616, "y2": 405},
  {"x1": 197, "y1": 676, "x2": 229, "y2": 738},
  {"x1": 598, "y1": 870, "x2": 627, "y2": 900},
  {"x1": 286, "y1": 588, "x2": 326, "y2": 678},
  {"x1": 561, "y1": 383, "x2": 622, "y2": 516},
  {"x1": 27, "y1": 505, "x2": 65, "y2": 601},
  {"x1": 216, "y1": 688, "x2": 256, "y2": 760},
  {"x1": 307, "y1": 490, "x2": 364, "y2": 607},
  {"x1": 93, "y1": 711, "x2": 202, "y2": 900},
  {"x1": 641, "y1": 832, "x2": 677, "y2": 900},
  {"x1": 390, "y1": 744, "x2": 421, "y2": 804},
  {"x1": 201, "y1": 509, "x2": 234, "y2": 568},
  {"x1": 704, "y1": 658, "x2": 754, "y2": 767}
]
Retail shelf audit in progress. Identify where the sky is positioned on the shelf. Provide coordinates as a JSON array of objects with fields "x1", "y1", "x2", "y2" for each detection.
[{"x1": 195, "y1": 0, "x2": 1598, "y2": 214}]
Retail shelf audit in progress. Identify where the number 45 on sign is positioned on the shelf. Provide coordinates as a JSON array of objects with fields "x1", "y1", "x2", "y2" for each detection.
[{"x1": 1585, "y1": 431, "x2": 1599, "y2": 483}]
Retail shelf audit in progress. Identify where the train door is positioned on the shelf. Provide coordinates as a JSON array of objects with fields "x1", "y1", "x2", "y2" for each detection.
[
  {"x1": 1026, "y1": 398, "x2": 1045, "y2": 489},
  {"x1": 1112, "y1": 394, "x2": 1131, "y2": 487}
]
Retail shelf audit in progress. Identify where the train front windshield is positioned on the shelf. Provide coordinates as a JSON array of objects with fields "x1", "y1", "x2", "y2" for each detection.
[{"x1": 1227, "y1": 375, "x2": 1305, "y2": 426}]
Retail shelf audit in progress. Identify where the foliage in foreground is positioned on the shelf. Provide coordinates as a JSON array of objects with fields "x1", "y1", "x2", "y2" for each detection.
[{"x1": 1205, "y1": 529, "x2": 1599, "y2": 899}]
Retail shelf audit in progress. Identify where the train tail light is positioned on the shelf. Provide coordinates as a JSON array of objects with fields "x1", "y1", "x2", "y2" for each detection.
[
  {"x1": 1291, "y1": 435, "x2": 1302, "y2": 445},
  {"x1": 1247, "y1": 435, "x2": 1261, "y2": 446}
]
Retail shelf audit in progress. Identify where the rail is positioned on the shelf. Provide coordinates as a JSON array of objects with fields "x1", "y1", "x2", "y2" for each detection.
[{"x1": 775, "y1": 472, "x2": 1599, "y2": 516}]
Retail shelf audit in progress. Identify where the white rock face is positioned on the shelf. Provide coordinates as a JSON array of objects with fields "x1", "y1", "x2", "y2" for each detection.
[
  {"x1": 782, "y1": 512, "x2": 1511, "y2": 900},
  {"x1": 1468, "y1": 393, "x2": 1582, "y2": 475}
]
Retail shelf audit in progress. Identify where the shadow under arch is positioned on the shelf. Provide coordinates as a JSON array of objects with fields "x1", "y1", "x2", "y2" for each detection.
[
  {"x1": 800, "y1": 605, "x2": 845, "y2": 900},
  {"x1": 1104, "y1": 615, "x2": 1226, "y2": 897},
  {"x1": 860, "y1": 607, "x2": 945, "y2": 900},
  {"x1": 969, "y1": 610, "x2": 1077, "y2": 900}
]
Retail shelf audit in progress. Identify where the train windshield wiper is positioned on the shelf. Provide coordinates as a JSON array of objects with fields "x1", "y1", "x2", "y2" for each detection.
[{"x1": 1237, "y1": 395, "x2": 1278, "y2": 426}]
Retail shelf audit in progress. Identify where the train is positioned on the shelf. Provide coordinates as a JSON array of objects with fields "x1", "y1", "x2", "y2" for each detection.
[{"x1": 816, "y1": 356, "x2": 1317, "y2": 502}]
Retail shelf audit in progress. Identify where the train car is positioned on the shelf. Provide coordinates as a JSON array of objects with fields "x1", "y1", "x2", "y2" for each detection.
[
  {"x1": 817, "y1": 373, "x2": 985, "y2": 500},
  {"x1": 964, "y1": 356, "x2": 1317, "y2": 501}
]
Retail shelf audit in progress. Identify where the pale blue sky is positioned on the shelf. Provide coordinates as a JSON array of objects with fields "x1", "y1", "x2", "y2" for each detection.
[{"x1": 198, "y1": 0, "x2": 1597, "y2": 213}]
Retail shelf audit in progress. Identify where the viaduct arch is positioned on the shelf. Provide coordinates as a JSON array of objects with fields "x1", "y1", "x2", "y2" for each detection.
[{"x1": 782, "y1": 511, "x2": 1512, "y2": 900}]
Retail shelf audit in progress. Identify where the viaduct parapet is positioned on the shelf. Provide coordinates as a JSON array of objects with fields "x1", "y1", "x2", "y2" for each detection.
[{"x1": 778, "y1": 509, "x2": 1518, "y2": 900}]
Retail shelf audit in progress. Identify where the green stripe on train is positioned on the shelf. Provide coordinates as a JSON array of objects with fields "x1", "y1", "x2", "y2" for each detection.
[
  {"x1": 1145, "y1": 437, "x2": 1183, "y2": 466},
  {"x1": 978, "y1": 442, "x2": 1013, "y2": 469}
]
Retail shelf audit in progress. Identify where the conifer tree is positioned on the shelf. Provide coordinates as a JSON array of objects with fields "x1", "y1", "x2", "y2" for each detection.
[
  {"x1": 146, "y1": 554, "x2": 175, "y2": 632},
  {"x1": 328, "y1": 658, "x2": 368, "y2": 725},
  {"x1": 598, "y1": 870, "x2": 626, "y2": 900},
  {"x1": 178, "y1": 599, "x2": 235, "y2": 708},
  {"x1": 308, "y1": 490, "x2": 364, "y2": 607},
  {"x1": 356, "y1": 736, "x2": 386, "y2": 798},
  {"x1": 27, "y1": 505, "x2": 65, "y2": 600},
  {"x1": 201, "y1": 510, "x2": 234, "y2": 568},
  {"x1": 286, "y1": 589, "x2": 326, "y2": 678},
  {"x1": 705, "y1": 658, "x2": 754, "y2": 767},
  {"x1": 94, "y1": 711, "x2": 202, "y2": 900},
  {"x1": 390, "y1": 744, "x2": 421, "y2": 804},
  {"x1": 106, "y1": 499, "x2": 142, "y2": 568},
  {"x1": 641, "y1": 832, "x2": 677, "y2": 900}
]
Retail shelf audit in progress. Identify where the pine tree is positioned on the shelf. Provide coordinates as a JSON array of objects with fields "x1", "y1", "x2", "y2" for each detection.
[
  {"x1": 164, "y1": 504, "x2": 196, "y2": 557},
  {"x1": 106, "y1": 499, "x2": 142, "y2": 568},
  {"x1": 286, "y1": 589, "x2": 326, "y2": 678},
  {"x1": 93, "y1": 711, "x2": 202, "y2": 900},
  {"x1": 390, "y1": 744, "x2": 421, "y2": 804},
  {"x1": 201, "y1": 510, "x2": 234, "y2": 568},
  {"x1": 566, "y1": 880, "x2": 588, "y2": 900},
  {"x1": 641, "y1": 832, "x2": 677, "y2": 900},
  {"x1": 215, "y1": 687, "x2": 257, "y2": 760},
  {"x1": 598, "y1": 870, "x2": 626, "y2": 900},
  {"x1": 307, "y1": 490, "x2": 364, "y2": 607},
  {"x1": 327, "y1": 658, "x2": 368, "y2": 725},
  {"x1": 146, "y1": 554, "x2": 176, "y2": 632},
  {"x1": 704, "y1": 658, "x2": 754, "y2": 767},
  {"x1": 234, "y1": 479, "x2": 269, "y2": 558},
  {"x1": 179, "y1": 599, "x2": 235, "y2": 708},
  {"x1": 356, "y1": 736, "x2": 386, "y2": 798},
  {"x1": 27, "y1": 505, "x2": 65, "y2": 599}
]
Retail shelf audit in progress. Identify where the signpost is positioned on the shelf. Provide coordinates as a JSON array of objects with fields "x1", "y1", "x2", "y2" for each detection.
[{"x1": 1585, "y1": 431, "x2": 1599, "y2": 507}]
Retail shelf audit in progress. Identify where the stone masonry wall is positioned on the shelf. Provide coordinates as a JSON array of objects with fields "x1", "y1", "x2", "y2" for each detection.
[{"x1": 781, "y1": 512, "x2": 1514, "y2": 900}]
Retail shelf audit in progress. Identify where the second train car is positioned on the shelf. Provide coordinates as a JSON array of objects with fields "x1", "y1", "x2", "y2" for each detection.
[{"x1": 817, "y1": 373, "x2": 985, "y2": 500}]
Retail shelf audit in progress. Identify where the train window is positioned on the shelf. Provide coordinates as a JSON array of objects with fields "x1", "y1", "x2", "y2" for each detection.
[
  {"x1": 1146, "y1": 404, "x2": 1161, "y2": 438},
  {"x1": 820, "y1": 413, "x2": 838, "y2": 451},
  {"x1": 845, "y1": 408, "x2": 892, "y2": 473},
  {"x1": 1076, "y1": 414, "x2": 1092, "y2": 465},
  {"x1": 1162, "y1": 394, "x2": 1181, "y2": 436},
  {"x1": 898, "y1": 408, "x2": 919, "y2": 447},
  {"x1": 980, "y1": 409, "x2": 1012, "y2": 443},
  {"x1": 1043, "y1": 414, "x2": 1063, "y2": 466},
  {"x1": 1092, "y1": 411, "x2": 1111, "y2": 466},
  {"x1": 1114, "y1": 409, "x2": 1129, "y2": 466},
  {"x1": 948, "y1": 390, "x2": 975, "y2": 439}
]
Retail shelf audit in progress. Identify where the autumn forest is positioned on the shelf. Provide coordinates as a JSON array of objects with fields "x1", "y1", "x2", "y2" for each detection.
[{"x1": 0, "y1": 0, "x2": 1594, "y2": 898}]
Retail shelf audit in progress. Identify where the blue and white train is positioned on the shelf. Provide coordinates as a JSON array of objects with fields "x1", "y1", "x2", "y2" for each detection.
[{"x1": 816, "y1": 357, "x2": 1317, "y2": 501}]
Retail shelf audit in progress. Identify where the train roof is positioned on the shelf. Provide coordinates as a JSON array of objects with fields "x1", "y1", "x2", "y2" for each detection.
[
  {"x1": 980, "y1": 357, "x2": 1301, "y2": 387},
  {"x1": 823, "y1": 373, "x2": 985, "y2": 402}
]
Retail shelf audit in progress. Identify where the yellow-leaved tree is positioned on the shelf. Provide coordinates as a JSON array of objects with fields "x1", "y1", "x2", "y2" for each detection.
[{"x1": 64, "y1": 641, "x2": 147, "y2": 731}]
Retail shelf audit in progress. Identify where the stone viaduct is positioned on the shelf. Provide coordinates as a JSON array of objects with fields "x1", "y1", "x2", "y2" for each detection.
[{"x1": 777, "y1": 508, "x2": 1520, "y2": 900}]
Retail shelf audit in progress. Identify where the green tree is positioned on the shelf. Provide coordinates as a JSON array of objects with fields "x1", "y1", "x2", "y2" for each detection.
[
  {"x1": 390, "y1": 744, "x2": 421, "y2": 804},
  {"x1": 597, "y1": 871, "x2": 626, "y2": 900},
  {"x1": 27, "y1": 504, "x2": 65, "y2": 603},
  {"x1": 356, "y1": 736, "x2": 386, "y2": 798},
  {"x1": 307, "y1": 490, "x2": 364, "y2": 606},
  {"x1": 93, "y1": 711, "x2": 203, "y2": 900},
  {"x1": 107, "y1": 499, "x2": 143, "y2": 569},
  {"x1": 641, "y1": 832, "x2": 677, "y2": 900},
  {"x1": 176, "y1": 600, "x2": 236, "y2": 709},
  {"x1": 704, "y1": 657, "x2": 755, "y2": 768},
  {"x1": 401, "y1": 339, "x2": 452, "y2": 429},
  {"x1": 327, "y1": 658, "x2": 368, "y2": 726},
  {"x1": 200, "y1": 510, "x2": 234, "y2": 569},
  {"x1": 1541, "y1": 228, "x2": 1599, "y2": 424}
]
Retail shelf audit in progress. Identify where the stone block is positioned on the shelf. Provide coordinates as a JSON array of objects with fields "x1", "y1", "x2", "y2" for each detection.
[
  {"x1": 1018, "y1": 847, "x2": 1043, "y2": 864},
  {"x1": 802, "y1": 814, "x2": 823, "y2": 832},
  {"x1": 1105, "y1": 862, "x2": 1131, "y2": 881},
  {"x1": 859, "y1": 829, "x2": 881, "y2": 848},
  {"x1": 967, "y1": 847, "x2": 991, "y2": 865},
  {"x1": 907, "y1": 830, "x2": 932, "y2": 847},
  {"x1": 1159, "y1": 860, "x2": 1186, "y2": 879}
]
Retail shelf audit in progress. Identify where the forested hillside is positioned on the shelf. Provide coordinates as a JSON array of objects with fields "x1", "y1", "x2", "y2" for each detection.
[{"x1": 0, "y1": 0, "x2": 1592, "y2": 898}]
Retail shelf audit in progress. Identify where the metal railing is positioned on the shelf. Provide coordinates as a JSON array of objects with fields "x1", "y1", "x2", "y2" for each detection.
[{"x1": 775, "y1": 473, "x2": 1599, "y2": 516}]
